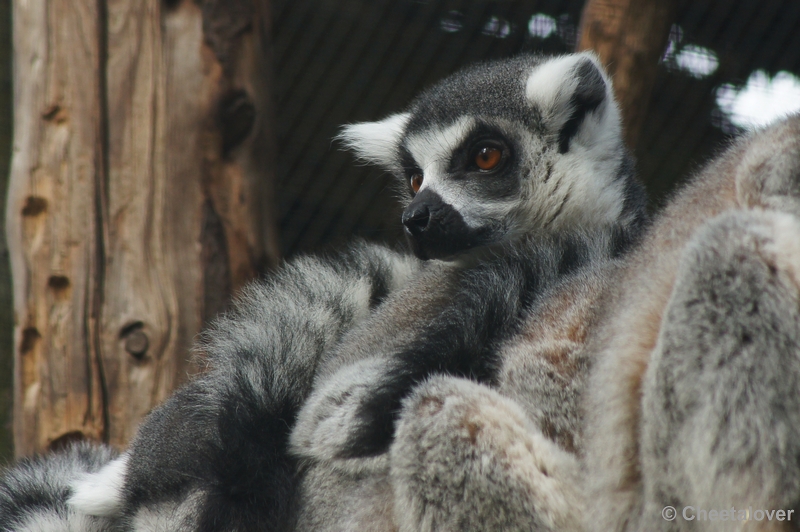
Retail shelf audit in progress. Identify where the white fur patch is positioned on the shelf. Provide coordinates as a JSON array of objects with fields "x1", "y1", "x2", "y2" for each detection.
[
  {"x1": 542, "y1": 136, "x2": 625, "y2": 232},
  {"x1": 521, "y1": 53, "x2": 627, "y2": 233},
  {"x1": 404, "y1": 116, "x2": 475, "y2": 182},
  {"x1": 525, "y1": 52, "x2": 602, "y2": 110},
  {"x1": 525, "y1": 51, "x2": 611, "y2": 137},
  {"x1": 337, "y1": 113, "x2": 410, "y2": 170},
  {"x1": 404, "y1": 116, "x2": 485, "y2": 226},
  {"x1": 68, "y1": 453, "x2": 129, "y2": 517},
  {"x1": 526, "y1": 54, "x2": 583, "y2": 112},
  {"x1": 762, "y1": 212, "x2": 800, "y2": 287}
]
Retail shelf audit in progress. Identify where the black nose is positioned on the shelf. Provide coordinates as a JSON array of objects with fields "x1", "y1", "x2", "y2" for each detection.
[{"x1": 402, "y1": 203, "x2": 430, "y2": 236}]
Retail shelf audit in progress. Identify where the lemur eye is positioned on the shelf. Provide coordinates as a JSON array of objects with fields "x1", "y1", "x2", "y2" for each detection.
[
  {"x1": 475, "y1": 146, "x2": 502, "y2": 170},
  {"x1": 410, "y1": 174, "x2": 423, "y2": 193}
]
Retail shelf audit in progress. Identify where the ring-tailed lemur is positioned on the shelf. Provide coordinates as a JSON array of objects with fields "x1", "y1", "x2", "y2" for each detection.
[
  {"x1": 0, "y1": 52, "x2": 646, "y2": 531},
  {"x1": 323, "y1": 113, "x2": 800, "y2": 532}
]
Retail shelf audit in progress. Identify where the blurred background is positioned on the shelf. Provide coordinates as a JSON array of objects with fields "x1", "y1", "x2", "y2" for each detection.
[
  {"x1": 1, "y1": 0, "x2": 799, "y2": 461},
  {"x1": 270, "y1": 0, "x2": 800, "y2": 256}
]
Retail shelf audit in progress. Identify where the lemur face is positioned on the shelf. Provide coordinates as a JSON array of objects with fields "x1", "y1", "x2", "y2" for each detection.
[
  {"x1": 396, "y1": 116, "x2": 523, "y2": 260},
  {"x1": 339, "y1": 52, "x2": 629, "y2": 261}
]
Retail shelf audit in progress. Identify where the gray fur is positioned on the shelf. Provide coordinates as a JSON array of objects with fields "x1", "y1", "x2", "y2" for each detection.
[
  {"x1": 584, "y1": 113, "x2": 800, "y2": 531},
  {"x1": 390, "y1": 376, "x2": 585, "y2": 532},
  {"x1": 0, "y1": 240, "x2": 418, "y2": 532},
  {"x1": 2, "y1": 52, "x2": 642, "y2": 531},
  {"x1": 640, "y1": 210, "x2": 800, "y2": 531},
  {"x1": 292, "y1": 113, "x2": 800, "y2": 531},
  {"x1": 115, "y1": 241, "x2": 419, "y2": 530},
  {"x1": 19, "y1": 53, "x2": 800, "y2": 532},
  {"x1": 0, "y1": 443, "x2": 119, "y2": 531}
]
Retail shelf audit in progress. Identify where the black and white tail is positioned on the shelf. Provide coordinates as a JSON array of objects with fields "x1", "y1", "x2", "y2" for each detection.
[
  {"x1": 0, "y1": 442, "x2": 119, "y2": 532},
  {"x1": 0, "y1": 242, "x2": 417, "y2": 532}
]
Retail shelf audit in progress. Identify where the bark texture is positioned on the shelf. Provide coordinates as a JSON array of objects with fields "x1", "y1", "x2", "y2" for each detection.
[
  {"x1": 7, "y1": 0, "x2": 278, "y2": 456},
  {"x1": 577, "y1": 0, "x2": 676, "y2": 149}
]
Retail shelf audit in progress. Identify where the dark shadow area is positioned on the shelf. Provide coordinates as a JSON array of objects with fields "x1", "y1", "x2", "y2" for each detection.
[{"x1": 0, "y1": 0, "x2": 14, "y2": 462}]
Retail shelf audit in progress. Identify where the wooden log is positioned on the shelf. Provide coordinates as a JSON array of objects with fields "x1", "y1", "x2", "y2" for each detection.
[
  {"x1": 8, "y1": 0, "x2": 107, "y2": 454},
  {"x1": 577, "y1": 0, "x2": 676, "y2": 149},
  {"x1": 8, "y1": 0, "x2": 279, "y2": 455}
]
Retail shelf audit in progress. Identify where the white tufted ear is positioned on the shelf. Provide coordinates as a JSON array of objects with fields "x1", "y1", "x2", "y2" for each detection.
[
  {"x1": 525, "y1": 52, "x2": 619, "y2": 153},
  {"x1": 337, "y1": 112, "x2": 411, "y2": 171}
]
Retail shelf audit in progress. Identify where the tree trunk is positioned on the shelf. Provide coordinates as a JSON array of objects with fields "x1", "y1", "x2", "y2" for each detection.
[
  {"x1": 577, "y1": 0, "x2": 676, "y2": 149},
  {"x1": 7, "y1": 0, "x2": 279, "y2": 456}
]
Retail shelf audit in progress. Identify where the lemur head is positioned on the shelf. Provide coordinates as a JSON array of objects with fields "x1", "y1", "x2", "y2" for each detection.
[{"x1": 339, "y1": 52, "x2": 644, "y2": 261}]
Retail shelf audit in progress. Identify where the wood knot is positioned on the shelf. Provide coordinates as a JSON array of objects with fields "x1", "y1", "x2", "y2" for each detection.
[
  {"x1": 218, "y1": 89, "x2": 256, "y2": 154},
  {"x1": 48, "y1": 275, "x2": 70, "y2": 291},
  {"x1": 47, "y1": 275, "x2": 72, "y2": 301},
  {"x1": 125, "y1": 331, "x2": 149, "y2": 358},
  {"x1": 41, "y1": 104, "x2": 69, "y2": 124},
  {"x1": 120, "y1": 322, "x2": 149, "y2": 358},
  {"x1": 19, "y1": 327, "x2": 41, "y2": 355},
  {"x1": 21, "y1": 196, "x2": 48, "y2": 217}
]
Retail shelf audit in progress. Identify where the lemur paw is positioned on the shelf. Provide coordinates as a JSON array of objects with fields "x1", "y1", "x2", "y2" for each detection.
[
  {"x1": 390, "y1": 376, "x2": 584, "y2": 532},
  {"x1": 290, "y1": 358, "x2": 389, "y2": 472}
]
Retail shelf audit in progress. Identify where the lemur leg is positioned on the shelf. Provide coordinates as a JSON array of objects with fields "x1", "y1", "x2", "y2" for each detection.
[
  {"x1": 639, "y1": 210, "x2": 800, "y2": 532},
  {"x1": 390, "y1": 376, "x2": 584, "y2": 532}
]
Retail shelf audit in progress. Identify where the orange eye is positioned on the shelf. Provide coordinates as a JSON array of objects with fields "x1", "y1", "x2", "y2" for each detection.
[
  {"x1": 410, "y1": 174, "x2": 423, "y2": 193},
  {"x1": 475, "y1": 146, "x2": 502, "y2": 170}
]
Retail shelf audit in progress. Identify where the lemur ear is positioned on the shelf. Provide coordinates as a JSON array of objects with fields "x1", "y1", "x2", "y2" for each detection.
[
  {"x1": 525, "y1": 52, "x2": 617, "y2": 153},
  {"x1": 337, "y1": 113, "x2": 410, "y2": 171}
]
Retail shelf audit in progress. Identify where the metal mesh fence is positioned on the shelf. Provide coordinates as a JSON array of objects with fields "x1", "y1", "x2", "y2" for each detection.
[{"x1": 271, "y1": 0, "x2": 800, "y2": 257}]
